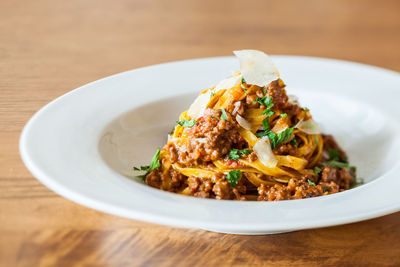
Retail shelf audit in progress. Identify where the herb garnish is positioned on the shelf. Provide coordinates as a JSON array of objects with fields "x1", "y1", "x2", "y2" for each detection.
[
  {"x1": 328, "y1": 149, "x2": 340, "y2": 161},
  {"x1": 307, "y1": 179, "x2": 316, "y2": 186},
  {"x1": 350, "y1": 178, "x2": 364, "y2": 188},
  {"x1": 322, "y1": 186, "x2": 328, "y2": 192},
  {"x1": 280, "y1": 113, "x2": 287, "y2": 118},
  {"x1": 228, "y1": 149, "x2": 251, "y2": 160},
  {"x1": 220, "y1": 108, "x2": 229, "y2": 120},
  {"x1": 290, "y1": 138, "x2": 298, "y2": 146},
  {"x1": 254, "y1": 96, "x2": 274, "y2": 113},
  {"x1": 241, "y1": 77, "x2": 247, "y2": 94},
  {"x1": 303, "y1": 107, "x2": 309, "y2": 111},
  {"x1": 314, "y1": 134, "x2": 319, "y2": 146},
  {"x1": 133, "y1": 147, "x2": 161, "y2": 181},
  {"x1": 323, "y1": 160, "x2": 349, "y2": 169},
  {"x1": 314, "y1": 166, "x2": 322, "y2": 175},
  {"x1": 257, "y1": 126, "x2": 294, "y2": 149},
  {"x1": 226, "y1": 170, "x2": 242, "y2": 187},
  {"x1": 210, "y1": 89, "x2": 216, "y2": 98},
  {"x1": 210, "y1": 115, "x2": 215, "y2": 120},
  {"x1": 176, "y1": 120, "x2": 197, "y2": 127}
]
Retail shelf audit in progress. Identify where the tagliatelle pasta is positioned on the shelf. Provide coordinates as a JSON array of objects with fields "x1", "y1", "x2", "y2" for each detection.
[{"x1": 134, "y1": 50, "x2": 358, "y2": 201}]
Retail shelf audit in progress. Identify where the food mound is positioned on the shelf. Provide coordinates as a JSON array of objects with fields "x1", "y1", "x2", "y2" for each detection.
[{"x1": 134, "y1": 50, "x2": 358, "y2": 201}]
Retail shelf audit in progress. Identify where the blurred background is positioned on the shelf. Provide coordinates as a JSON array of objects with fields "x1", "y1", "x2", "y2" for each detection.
[{"x1": 1, "y1": 0, "x2": 399, "y2": 266}]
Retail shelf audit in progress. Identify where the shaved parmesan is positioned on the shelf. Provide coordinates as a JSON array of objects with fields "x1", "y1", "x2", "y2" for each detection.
[
  {"x1": 236, "y1": 114, "x2": 252, "y2": 130},
  {"x1": 187, "y1": 92, "x2": 210, "y2": 119},
  {"x1": 232, "y1": 101, "x2": 241, "y2": 114},
  {"x1": 233, "y1": 50, "x2": 279, "y2": 87},
  {"x1": 295, "y1": 119, "x2": 320, "y2": 134},
  {"x1": 254, "y1": 137, "x2": 278, "y2": 168},
  {"x1": 188, "y1": 75, "x2": 241, "y2": 119},
  {"x1": 215, "y1": 75, "x2": 241, "y2": 91}
]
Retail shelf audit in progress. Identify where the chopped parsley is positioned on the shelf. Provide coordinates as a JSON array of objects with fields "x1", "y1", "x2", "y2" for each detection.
[
  {"x1": 350, "y1": 178, "x2": 364, "y2": 189},
  {"x1": 210, "y1": 115, "x2": 215, "y2": 120},
  {"x1": 228, "y1": 149, "x2": 251, "y2": 160},
  {"x1": 176, "y1": 119, "x2": 197, "y2": 127},
  {"x1": 263, "y1": 88, "x2": 267, "y2": 95},
  {"x1": 314, "y1": 166, "x2": 322, "y2": 175},
  {"x1": 241, "y1": 77, "x2": 247, "y2": 94},
  {"x1": 290, "y1": 138, "x2": 298, "y2": 146},
  {"x1": 314, "y1": 134, "x2": 319, "y2": 146},
  {"x1": 328, "y1": 149, "x2": 340, "y2": 161},
  {"x1": 133, "y1": 147, "x2": 161, "y2": 181},
  {"x1": 280, "y1": 113, "x2": 287, "y2": 118},
  {"x1": 210, "y1": 89, "x2": 216, "y2": 98},
  {"x1": 322, "y1": 186, "x2": 328, "y2": 192},
  {"x1": 257, "y1": 127, "x2": 294, "y2": 149},
  {"x1": 254, "y1": 96, "x2": 274, "y2": 111},
  {"x1": 226, "y1": 170, "x2": 242, "y2": 187},
  {"x1": 220, "y1": 108, "x2": 229, "y2": 120},
  {"x1": 262, "y1": 116, "x2": 270, "y2": 132},
  {"x1": 323, "y1": 160, "x2": 349, "y2": 169},
  {"x1": 307, "y1": 179, "x2": 316, "y2": 186}
]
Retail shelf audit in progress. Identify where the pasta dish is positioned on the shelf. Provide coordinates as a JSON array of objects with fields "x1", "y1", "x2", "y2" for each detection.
[{"x1": 134, "y1": 50, "x2": 358, "y2": 201}]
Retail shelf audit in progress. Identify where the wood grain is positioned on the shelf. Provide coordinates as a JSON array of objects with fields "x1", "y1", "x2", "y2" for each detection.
[{"x1": 1, "y1": 0, "x2": 399, "y2": 266}]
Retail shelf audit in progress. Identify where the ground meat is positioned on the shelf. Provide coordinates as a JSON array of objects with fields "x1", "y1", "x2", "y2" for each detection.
[
  {"x1": 318, "y1": 181, "x2": 339, "y2": 194},
  {"x1": 257, "y1": 178, "x2": 328, "y2": 201},
  {"x1": 146, "y1": 169, "x2": 186, "y2": 192},
  {"x1": 212, "y1": 179, "x2": 231, "y2": 200},
  {"x1": 322, "y1": 134, "x2": 347, "y2": 161},
  {"x1": 257, "y1": 183, "x2": 291, "y2": 201},
  {"x1": 171, "y1": 109, "x2": 242, "y2": 166},
  {"x1": 146, "y1": 170, "x2": 162, "y2": 189},
  {"x1": 274, "y1": 143, "x2": 297, "y2": 156},
  {"x1": 265, "y1": 79, "x2": 288, "y2": 110},
  {"x1": 321, "y1": 166, "x2": 354, "y2": 190},
  {"x1": 187, "y1": 175, "x2": 247, "y2": 200},
  {"x1": 291, "y1": 182, "x2": 324, "y2": 199}
]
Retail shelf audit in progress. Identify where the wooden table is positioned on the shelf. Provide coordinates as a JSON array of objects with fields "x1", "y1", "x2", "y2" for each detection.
[{"x1": 1, "y1": 0, "x2": 399, "y2": 266}]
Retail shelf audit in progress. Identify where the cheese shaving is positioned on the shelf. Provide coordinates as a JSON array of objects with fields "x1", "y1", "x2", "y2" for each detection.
[{"x1": 233, "y1": 50, "x2": 279, "y2": 87}]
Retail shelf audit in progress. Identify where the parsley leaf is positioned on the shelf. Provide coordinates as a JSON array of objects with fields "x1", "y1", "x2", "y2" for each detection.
[
  {"x1": 228, "y1": 149, "x2": 251, "y2": 160},
  {"x1": 257, "y1": 127, "x2": 294, "y2": 149},
  {"x1": 254, "y1": 96, "x2": 274, "y2": 110},
  {"x1": 176, "y1": 120, "x2": 197, "y2": 127},
  {"x1": 226, "y1": 170, "x2": 242, "y2": 187},
  {"x1": 323, "y1": 160, "x2": 349, "y2": 169},
  {"x1": 210, "y1": 89, "x2": 216, "y2": 98},
  {"x1": 314, "y1": 166, "x2": 322, "y2": 175},
  {"x1": 350, "y1": 178, "x2": 364, "y2": 189},
  {"x1": 220, "y1": 108, "x2": 229, "y2": 120},
  {"x1": 322, "y1": 186, "x2": 328, "y2": 192},
  {"x1": 262, "y1": 117, "x2": 270, "y2": 132},
  {"x1": 328, "y1": 149, "x2": 340, "y2": 161},
  {"x1": 280, "y1": 113, "x2": 287, "y2": 118},
  {"x1": 314, "y1": 134, "x2": 319, "y2": 146},
  {"x1": 262, "y1": 109, "x2": 275, "y2": 116},
  {"x1": 307, "y1": 179, "x2": 316, "y2": 186},
  {"x1": 290, "y1": 138, "x2": 298, "y2": 146},
  {"x1": 241, "y1": 77, "x2": 247, "y2": 94},
  {"x1": 133, "y1": 147, "x2": 161, "y2": 181}
]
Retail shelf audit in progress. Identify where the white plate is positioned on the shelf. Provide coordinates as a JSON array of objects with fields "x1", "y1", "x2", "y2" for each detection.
[{"x1": 20, "y1": 56, "x2": 400, "y2": 235}]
